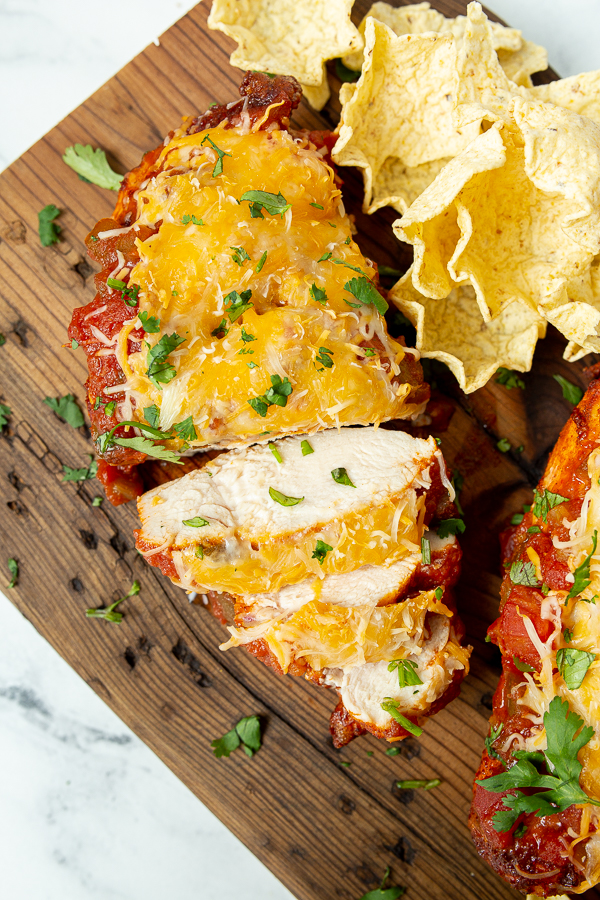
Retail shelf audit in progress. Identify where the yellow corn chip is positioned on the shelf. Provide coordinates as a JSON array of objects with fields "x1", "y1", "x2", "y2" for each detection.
[
  {"x1": 207, "y1": 0, "x2": 362, "y2": 110},
  {"x1": 333, "y1": 17, "x2": 480, "y2": 214},
  {"x1": 530, "y1": 71, "x2": 600, "y2": 126},
  {"x1": 497, "y1": 40, "x2": 548, "y2": 88},
  {"x1": 390, "y1": 269, "x2": 545, "y2": 393}
]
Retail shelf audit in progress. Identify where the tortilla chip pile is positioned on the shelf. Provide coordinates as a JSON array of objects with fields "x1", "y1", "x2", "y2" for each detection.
[{"x1": 333, "y1": 2, "x2": 600, "y2": 391}]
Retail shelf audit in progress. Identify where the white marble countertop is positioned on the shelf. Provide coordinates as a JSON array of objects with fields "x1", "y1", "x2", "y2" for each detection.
[{"x1": 1, "y1": 2, "x2": 600, "y2": 898}]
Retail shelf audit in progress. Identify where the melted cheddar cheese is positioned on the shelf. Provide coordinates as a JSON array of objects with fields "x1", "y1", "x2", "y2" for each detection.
[{"x1": 116, "y1": 124, "x2": 423, "y2": 448}]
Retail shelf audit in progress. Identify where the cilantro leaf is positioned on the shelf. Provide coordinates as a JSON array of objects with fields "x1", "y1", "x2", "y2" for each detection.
[
  {"x1": 92, "y1": 496, "x2": 103, "y2": 507},
  {"x1": 380, "y1": 699, "x2": 423, "y2": 737},
  {"x1": 532, "y1": 488, "x2": 568, "y2": 523},
  {"x1": 556, "y1": 648, "x2": 595, "y2": 690},
  {"x1": 182, "y1": 214, "x2": 203, "y2": 225},
  {"x1": 211, "y1": 715, "x2": 262, "y2": 758},
  {"x1": 312, "y1": 539, "x2": 333, "y2": 564},
  {"x1": 495, "y1": 368, "x2": 525, "y2": 390},
  {"x1": 224, "y1": 289, "x2": 253, "y2": 323},
  {"x1": 497, "y1": 438, "x2": 511, "y2": 453},
  {"x1": 359, "y1": 867, "x2": 405, "y2": 900},
  {"x1": 437, "y1": 517, "x2": 466, "y2": 538},
  {"x1": 0, "y1": 402, "x2": 11, "y2": 430},
  {"x1": 200, "y1": 134, "x2": 231, "y2": 177},
  {"x1": 7, "y1": 558, "x2": 18, "y2": 589},
  {"x1": 332, "y1": 467, "x2": 356, "y2": 487},
  {"x1": 269, "y1": 487, "x2": 303, "y2": 507},
  {"x1": 147, "y1": 332, "x2": 185, "y2": 388},
  {"x1": 513, "y1": 656, "x2": 535, "y2": 673},
  {"x1": 62, "y1": 454, "x2": 98, "y2": 482},
  {"x1": 112, "y1": 435, "x2": 183, "y2": 464},
  {"x1": 315, "y1": 346, "x2": 334, "y2": 369},
  {"x1": 318, "y1": 252, "x2": 332, "y2": 262},
  {"x1": 554, "y1": 374, "x2": 584, "y2": 406},
  {"x1": 231, "y1": 246, "x2": 250, "y2": 266},
  {"x1": 387, "y1": 659, "x2": 422, "y2": 688},
  {"x1": 63, "y1": 144, "x2": 124, "y2": 190},
  {"x1": 173, "y1": 416, "x2": 197, "y2": 442},
  {"x1": 138, "y1": 311, "x2": 160, "y2": 333},
  {"x1": 239, "y1": 190, "x2": 291, "y2": 218},
  {"x1": 248, "y1": 397, "x2": 270, "y2": 417},
  {"x1": 86, "y1": 580, "x2": 140, "y2": 623},
  {"x1": 509, "y1": 560, "x2": 539, "y2": 586},
  {"x1": 309, "y1": 283, "x2": 327, "y2": 305},
  {"x1": 106, "y1": 278, "x2": 140, "y2": 307},
  {"x1": 335, "y1": 58, "x2": 361, "y2": 82},
  {"x1": 211, "y1": 318, "x2": 229, "y2": 339},
  {"x1": 38, "y1": 204, "x2": 61, "y2": 246},
  {"x1": 43, "y1": 394, "x2": 84, "y2": 428},
  {"x1": 567, "y1": 530, "x2": 598, "y2": 601},
  {"x1": 484, "y1": 722, "x2": 504, "y2": 764},
  {"x1": 344, "y1": 276, "x2": 388, "y2": 315},
  {"x1": 144, "y1": 405, "x2": 160, "y2": 428},
  {"x1": 264, "y1": 374, "x2": 292, "y2": 407},
  {"x1": 240, "y1": 327, "x2": 256, "y2": 343}
]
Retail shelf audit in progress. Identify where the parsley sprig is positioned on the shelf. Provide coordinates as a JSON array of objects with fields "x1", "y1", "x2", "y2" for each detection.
[
  {"x1": 43, "y1": 394, "x2": 84, "y2": 428},
  {"x1": 63, "y1": 144, "x2": 124, "y2": 190},
  {"x1": 38, "y1": 204, "x2": 62, "y2": 246},
  {"x1": 211, "y1": 715, "x2": 262, "y2": 758},
  {"x1": 557, "y1": 648, "x2": 595, "y2": 689},
  {"x1": 478, "y1": 696, "x2": 600, "y2": 831}
]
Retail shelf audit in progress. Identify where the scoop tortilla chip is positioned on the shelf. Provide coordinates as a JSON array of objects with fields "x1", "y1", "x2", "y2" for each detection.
[
  {"x1": 333, "y1": 17, "x2": 480, "y2": 214},
  {"x1": 390, "y1": 269, "x2": 545, "y2": 393},
  {"x1": 207, "y1": 0, "x2": 362, "y2": 110},
  {"x1": 529, "y1": 70, "x2": 600, "y2": 126},
  {"x1": 343, "y1": 2, "x2": 544, "y2": 84}
]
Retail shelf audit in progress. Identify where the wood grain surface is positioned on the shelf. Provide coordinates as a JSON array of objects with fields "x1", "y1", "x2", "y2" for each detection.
[{"x1": 0, "y1": 2, "x2": 598, "y2": 899}]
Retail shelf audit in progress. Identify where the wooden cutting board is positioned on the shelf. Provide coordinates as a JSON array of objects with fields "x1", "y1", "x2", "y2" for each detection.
[{"x1": 1, "y1": 2, "x2": 597, "y2": 898}]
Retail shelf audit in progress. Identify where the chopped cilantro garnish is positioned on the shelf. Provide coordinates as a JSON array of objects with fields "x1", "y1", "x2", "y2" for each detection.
[
  {"x1": 335, "y1": 58, "x2": 361, "y2": 82},
  {"x1": 255, "y1": 250, "x2": 268, "y2": 273},
  {"x1": 138, "y1": 310, "x2": 161, "y2": 333},
  {"x1": 104, "y1": 401, "x2": 116, "y2": 417},
  {"x1": 437, "y1": 518, "x2": 465, "y2": 538},
  {"x1": 211, "y1": 318, "x2": 229, "y2": 339},
  {"x1": 38, "y1": 204, "x2": 61, "y2": 246},
  {"x1": 201, "y1": 134, "x2": 231, "y2": 177},
  {"x1": 224, "y1": 289, "x2": 253, "y2": 322},
  {"x1": 310, "y1": 202, "x2": 324, "y2": 210},
  {"x1": 362, "y1": 348, "x2": 376, "y2": 357},
  {"x1": 309, "y1": 283, "x2": 327, "y2": 305},
  {"x1": 567, "y1": 530, "x2": 598, "y2": 602},
  {"x1": 196, "y1": 546, "x2": 204, "y2": 560},
  {"x1": 395, "y1": 779, "x2": 440, "y2": 791},
  {"x1": 231, "y1": 246, "x2": 251, "y2": 266},
  {"x1": 62, "y1": 454, "x2": 98, "y2": 483},
  {"x1": 554, "y1": 374, "x2": 584, "y2": 406},
  {"x1": 106, "y1": 277, "x2": 140, "y2": 307},
  {"x1": 301, "y1": 439, "x2": 314, "y2": 456},
  {"x1": 70, "y1": 338, "x2": 77, "y2": 349},
  {"x1": 495, "y1": 367, "x2": 525, "y2": 390},
  {"x1": 182, "y1": 516, "x2": 210, "y2": 527},
  {"x1": 497, "y1": 438, "x2": 511, "y2": 453},
  {"x1": 513, "y1": 656, "x2": 535, "y2": 673},
  {"x1": 173, "y1": 416, "x2": 197, "y2": 442},
  {"x1": 147, "y1": 332, "x2": 185, "y2": 388},
  {"x1": 315, "y1": 346, "x2": 334, "y2": 369},
  {"x1": 7, "y1": 558, "x2": 18, "y2": 589},
  {"x1": 269, "y1": 486, "x2": 303, "y2": 506},
  {"x1": 265, "y1": 374, "x2": 293, "y2": 407},
  {"x1": 527, "y1": 525, "x2": 541, "y2": 534},
  {"x1": 239, "y1": 190, "x2": 291, "y2": 218},
  {"x1": 514, "y1": 823, "x2": 527, "y2": 839},
  {"x1": 248, "y1": 397, "x2": 270, "y2": 417},
  {"x1": 380, "y1": 699, "x2": 423, "y2": 737},
  {"x1": 510, "y1": 504, "x2": 531, "y2": 526},
  {"x1": 113, "y1": 435, "x2": 183, "y2": 463},
  {"x1": 344, "y1": 276, "x2": 388, "y2": 315},
  {"x1": 312, "y1": 539, "x2": 333, "y2": 564},
  {"x1": 43, "y1": 394, "x2": 84, "y2": 428},
  {"x1": 247, "y1": 361, "x2": 259, "y2": 369},
  {"x1": 385, "y1": 747, "x2": 401, "y2": 757},
  {"x1": 332, "y1": 467, "x2": 356, "y2": 488},
  {"x1": 532, "y1": 489, "x2": 568, "y2": 523},
  {"x1": 144, "y1": 405, "x2": 160, "y2": 428},
  {"x1": 182, "y1": 214, "x2": 203, "y2": 225},
  {"x1": 86, "y1": 580, "x2": 140, "y2": 624},
  {"x1": 268, "y1": 442, "x2": 283, "y2": 463},
  {"x1": 63, "y1": 144, "x2": 124, "y2": 190},
  {"x1": 211, "y1": 715, "x2": 262, "y2": 759},
  {"x1": 388, "y1": 659, "x2": 422, "y2": 689},
  {"x1": 564, "y1": 628, "x2": 573, "y2": 642},
  {"x1": 509, "y1": 560, "x2": 539, "y2": 586},
  {"x1": 92, "y1": 496, "x2": 103, "y2": 507},
  {"x1": 358, "y1": 867, "x2": 405, "y2": 900},
  {"x1": 557, "y1": 648, "x2": 595, "y2": 689},
  {"x1": 421, "y1": 537, "x2": 431, "y2": 565},
  {"x1": 328, "y1": 222, "x2": 336, "y2": 228},
  {"x1": 477, "y1": 696, "x2": 600, "y2": 832},
  {"x1": 344, "y1": 235, "x2": 351, "y2": 244},
  {"x1": 485, "y1": 722, "x2": 504, "y2": 764},
  {"x1": 317, "y1": 252, "x2": 332, "y2": 262},
  {"x1": 240, "y1": 327, "x2": 256, "y2": 343}
]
